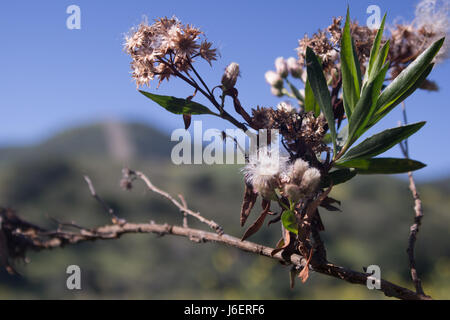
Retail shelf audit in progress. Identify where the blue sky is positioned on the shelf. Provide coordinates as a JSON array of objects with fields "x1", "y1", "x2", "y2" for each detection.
[{"x1": 0, "y1": 0, "x2": 449, "y2": 180}]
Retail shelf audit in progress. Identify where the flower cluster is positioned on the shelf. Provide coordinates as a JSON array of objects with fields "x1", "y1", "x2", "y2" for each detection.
[
  {"x1": 283, "y1": 159, "x2": 321, "y2": 203},
  {"x1": 266, "y1": 0, "x2": 449, "y2": 100},
  {"x1": 265, "y1": 57, "x2": 305, "y2": 96},
  {"x1": 124, "y1": 17, "x2": 217, "y2": 87},
  {"x1": 250, "y1": 106, "x2": 328, "y2": 154},
  {"x1": 243, "y1": 149, "x2": 321, "y2": 203}
]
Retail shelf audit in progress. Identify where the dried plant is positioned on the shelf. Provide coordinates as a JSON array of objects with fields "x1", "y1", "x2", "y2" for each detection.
[{"x1": 0, "y1": 3, "x2": 448, "y2": 300}]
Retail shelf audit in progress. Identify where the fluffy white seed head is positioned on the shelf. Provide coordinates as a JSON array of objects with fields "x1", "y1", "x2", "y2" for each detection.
[
  {"x1": 292, "y1": 159, "x2": 310, "y2": 182},
  {"x1": 300, "y1": 167, "x2": 321, "y2": 195},
  {"x1": 242, "y1": 146, "x2": 288, "y2": 199},
  {"x1": 284, "y1": 184, "x2": 305, "y2": 203},
  {"x1": 414, "y1": 0, "x2": 450, "y2": 63}
]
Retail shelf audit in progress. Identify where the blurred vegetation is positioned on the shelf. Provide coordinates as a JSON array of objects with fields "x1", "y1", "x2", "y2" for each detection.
[{"x1": 0, "y1": 122, "x2": 448, "y2": 299}]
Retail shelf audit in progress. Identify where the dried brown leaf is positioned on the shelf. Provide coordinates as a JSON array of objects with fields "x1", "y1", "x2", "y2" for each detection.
[
  {"x1": 241, "y1": 199, "x2": 270, "y2": 241},
  {"x1": 240, "y1": 184, "x2": 258, "y2": 226}
]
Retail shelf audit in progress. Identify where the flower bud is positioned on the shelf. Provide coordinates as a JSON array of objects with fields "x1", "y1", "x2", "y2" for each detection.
[
  {"x1": 271, "y1": 86, "x2": 283, "y2": 97},
  {"x1": 286, "y1": 57, "x2": 302, "y2": 78},
  {"x1": 221, "y1": 62, "x2": 240, "y2": 90},
  {"x1": 265, "y1": 70, "x2": 283, "y2": 89},
  {"x1": 275, "y1": 57, "x2": 288, "y2": 78}
]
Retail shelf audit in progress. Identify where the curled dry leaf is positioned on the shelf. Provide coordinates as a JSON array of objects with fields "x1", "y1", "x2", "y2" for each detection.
[
  {"x1": 298, "y1": 248, "x2": 314, "y2": 283},
  {"x1": 240, "y1": 183, "x2": 258, "y2": 226},
  {"x1": 183, "y1": 114, "x2": 192, "y2": 130},
  {"x1": 241, "y1": 199, "x2": 270, "y2": 241},
  {"x1": 270, "y1": 228, "x2": 291, "y2": 256}
]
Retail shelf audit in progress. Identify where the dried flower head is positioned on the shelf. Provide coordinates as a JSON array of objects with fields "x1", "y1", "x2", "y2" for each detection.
[
  {"x1": 277, "y1": 101, "x2": 295, "y2": 113},
  {"x1": 124, "y1": 16, "x2": 217, "y2": 88}
]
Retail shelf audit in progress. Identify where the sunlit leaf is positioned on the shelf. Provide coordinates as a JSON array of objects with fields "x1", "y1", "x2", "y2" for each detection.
[
  {"x1": 336, "y1": 158, "x2": 426, "y2": 174},
  {"x1": 341, "y1": 8, "x2": 361, "y2": 113},
  {"x1": 375, "y1": 38, "x2": 444, "y2": 115},
  {"x1": 339, "y1": 122, "x2": 425, "y2": 161},
  {"x1": 281, "y1": 209, "x2": 299, "y2": 235},
  {"x1": 139, "y1": 91, "x2": 216, "y2": 115}
]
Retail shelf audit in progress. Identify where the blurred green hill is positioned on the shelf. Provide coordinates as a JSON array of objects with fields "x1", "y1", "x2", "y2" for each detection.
[{"x1": 0, "y1": 121, "x2": 448, "y2": 299}]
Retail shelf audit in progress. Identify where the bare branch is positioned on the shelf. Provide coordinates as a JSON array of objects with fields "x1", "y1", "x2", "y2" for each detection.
[
  {"x1": 123, "y1": 169, "x2": 223, "y2": 235},
  {"x1": 0, "y1": 208, "x2": 429, "y2": 300}
]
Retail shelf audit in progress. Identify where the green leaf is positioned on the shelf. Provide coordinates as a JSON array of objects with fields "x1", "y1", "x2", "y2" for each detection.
[
  {"x1": 367, "y1": 13, "x2": 387, "y2": 77},
  {"x1": 320, "y1": 168, "x2": 357, "y2": 188},
  {"x1": 339, "y1": 121, "x2": 426, "y2": 161},
  {"x1": 369, "y1": 40, "x2": 390, "y2": 83},
  {"x1": 352, "y1": 38, "x2": 363, "y2": 90},
  {"x1": 341, "y1": 8, "x2": 361, "y2": 113},
  {"x1": 369, "y1": 63, "x2": 434, "y2": 127},
  {"x1": 287, "y1": 80, "x2": 304, "y2": 103},
  {"x1": 304, "y1": 78, "x2": 319, "y2": 115},
  {"x1": 337, "y1": 124, "x2": 348, "y2": 148},
  {"x1": 306, "y1": 47, "x2": 337, "y2": 151},
  {"x1": 139, "y1": 91, "x2": 216, "y2": 115},
  {"x1": 281, "y1": 210, "x2": 299, "y2": 234},
  {"x1": 375, "y1": 38, "x2": 444, "y2": 114},
  {"x1": 336, "y1": 158, "x2": 426, "y2": 174},
  {"x1": 347, "y1": 63, "x2": 389, "y2": 146}
]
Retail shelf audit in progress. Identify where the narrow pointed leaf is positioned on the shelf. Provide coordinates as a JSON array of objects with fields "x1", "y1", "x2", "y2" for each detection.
[
  {"x1": 336, "y1": 157, "x2": 426, "y2": 174},
  {"x1": 320, "y1": 168, "x2": 357, "y2": 188},
  {"x1": 304, "y1": 78, "x2": 319, "y2": 116},
  {"x1": 370, "y1": 63, "x2": 434, "y2": 127},
  {"x1": 139, "y1": 90, "x2": 216, "y2": 115},
  {"x1": 369, "y1": 40, "x2": 390, "y2": 82},
  {"x1": 341, "y1": 8, "x2": 361, "y2": 113},
  {"x1": 367, "y1": 13, "x2": 387, "y2": 77},
  {"x1": 347, "y1": 63, "x2": 388, "y2": 146},
  {"x1": 375, "y1": 38, "x2": 444, "y2": 114},
  {"x1": 339, "y1": 122, "x2": 425, "y2": 161},
  {"x1": 306, "y1": 47, "x2": 337, "y2": 150}
]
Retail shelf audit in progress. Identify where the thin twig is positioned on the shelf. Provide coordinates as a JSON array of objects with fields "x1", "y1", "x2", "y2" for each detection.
[
  {"x1": 398, "y1": 102, "x2": 427, "y2": 296},
  {"x1": 127, "y1": 169, "x2": 223, "y2": 235},
  {"x1": 178, "y1": 194, "x2": 189, "y2": 228},
  {"x1": 83, "y1": 175, "x2": 126, "y2": 226}
]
